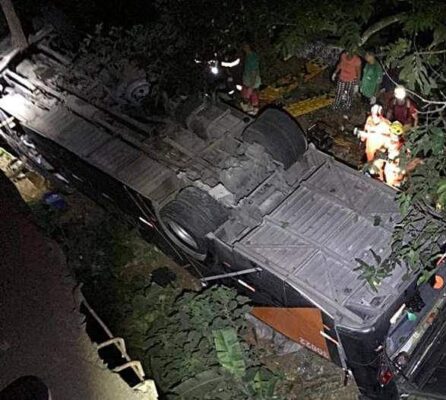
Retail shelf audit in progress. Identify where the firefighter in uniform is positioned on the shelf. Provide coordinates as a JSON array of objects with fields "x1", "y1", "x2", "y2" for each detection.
[
  {"x1": 359, "y1": 104, "x2": 391, "y2": 163},
  {"x1": 384, "y1": 121, "x2": 405, "y2": 187}
]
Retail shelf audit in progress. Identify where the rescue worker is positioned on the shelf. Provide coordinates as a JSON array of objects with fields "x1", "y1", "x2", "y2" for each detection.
[
  {"x1": 386, "y1": 121, "x2": 404, "y2": 160},
  {"x1": 241, "y1": 43, "x2": 261, "y2": 115},
  {"x1": 360, "y1": 51, "x2": 383, "y2": 105},
  {"x1": 386, "y1": 86, "x2": 418, "y2": 129},
  {"x1": 384, "y1": 121, "x2": 405, "y2": 187},
  {"x1": 332, "y1": 50, "x2": 362, "y2": 113},
  {"x1": 359, "y1": 104, "x2": 391, "y2": 163},
  {"x1": 384, "y1": 158, "x2": 405, "y2": 187},
  {"x1": 221, "y1": 49, "x2": 242, "y2": 97}
]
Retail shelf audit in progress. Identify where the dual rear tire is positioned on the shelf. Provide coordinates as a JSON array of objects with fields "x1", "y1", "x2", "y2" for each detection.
[{"x1": 159, "y1": 187, "x2": 228, "y2": 260}]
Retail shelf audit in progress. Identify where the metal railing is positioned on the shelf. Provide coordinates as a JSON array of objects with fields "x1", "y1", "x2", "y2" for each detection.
[{"x1": 78, "y1": 287, "x2": 158, "y2": 399}]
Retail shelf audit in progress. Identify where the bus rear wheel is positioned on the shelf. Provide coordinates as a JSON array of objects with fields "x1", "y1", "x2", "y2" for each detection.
[{"x1": 160, "y1": 187, "x2": 228, "y2": 260}]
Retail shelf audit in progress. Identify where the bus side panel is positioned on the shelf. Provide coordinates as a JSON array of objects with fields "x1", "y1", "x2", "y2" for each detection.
[
  {"x1": 19, "y1": 128, "x2": 194, "y2": 264},
  {"x1": 23, "y1": 128, "x2": 138, "y2": 215}
]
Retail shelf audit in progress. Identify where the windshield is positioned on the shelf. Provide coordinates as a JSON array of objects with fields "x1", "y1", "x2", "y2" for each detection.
[
  {"x1": 385, "y1": 262, "x2": 446, "y2": 394},
  {"x1": 387, "y1": 273, "x2": 446, "y2": 358}
]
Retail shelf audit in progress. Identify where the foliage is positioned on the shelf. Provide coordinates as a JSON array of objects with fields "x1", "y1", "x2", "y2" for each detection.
[
  {"x1": 213, "y1": 328, "x2": 247, "y2": 378},
  {"x1": 30, "y1": 197, "x2": 283, "y2": 399},
  {"x1": 66, "y1": 0, "x2": 275, "y2": 107},
  {"x1": 273, "y1": 0, "x2": 376, "y2": 57},
  {"x1": 144, "y1": 285, "x2": 281, "y2": 399},
  {"x1": 355, "y1": 250, "x2": 394, "y2": 292}
]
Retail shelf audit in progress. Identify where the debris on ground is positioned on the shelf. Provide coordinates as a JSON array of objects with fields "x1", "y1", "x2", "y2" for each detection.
[
  {"x1": 259, "y1": 75, "x2": 300, "y2": 103},
  {"x1": 0, "y1": 148, "x2": 50, "y2": 201},
  {"x1": 42, "y1": 191, "x2": 66, "y2": 209},
  {"x1": 304, "y1": 59, "x2": 328, "y2": 82},
  {"x1": 285, "y1": 94, "x2": 334, "y2": 118}
]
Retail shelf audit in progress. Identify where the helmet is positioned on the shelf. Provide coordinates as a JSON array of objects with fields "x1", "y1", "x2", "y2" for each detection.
[
  {"x1": 371, "y1": 104, "x2": 383, "y2": 116},
  {"x1": 394, "y1": 85, "x2": 407, "y2": 101},
  {"x1": 390, "y1": 121, "x2": 404, "y2": 135}
]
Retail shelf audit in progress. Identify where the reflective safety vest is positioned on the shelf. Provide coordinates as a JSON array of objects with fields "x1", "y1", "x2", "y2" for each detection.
[{"x1": 362, "y1": 116, "x2": 391, "y2": 162}]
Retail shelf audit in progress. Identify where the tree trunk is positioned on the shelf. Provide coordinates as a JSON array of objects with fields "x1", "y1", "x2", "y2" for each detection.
[{"x1": 0, "y1": 0, "x2": 27, "y2": 49}]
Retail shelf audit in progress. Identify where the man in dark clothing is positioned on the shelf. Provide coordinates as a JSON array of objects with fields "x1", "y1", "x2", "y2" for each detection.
[{"x1": 386, "y1": 86, "x2": 418, "y2": 129}]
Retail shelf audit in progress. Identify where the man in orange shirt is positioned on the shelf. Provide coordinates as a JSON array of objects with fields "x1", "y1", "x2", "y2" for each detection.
[{"x1": 332, "y1": 51, "x2": 362, "y2": 112}]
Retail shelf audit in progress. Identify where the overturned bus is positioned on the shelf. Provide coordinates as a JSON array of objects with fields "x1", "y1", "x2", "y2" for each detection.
[{"x1": 0, "y1": 33, "x2": 445, "y2": 400}]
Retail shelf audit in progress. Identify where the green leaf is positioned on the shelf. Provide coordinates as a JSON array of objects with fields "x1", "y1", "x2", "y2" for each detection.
[
  {"x1": 212, "y1": 328, "x2": 246, "y2": 378},
  {"x1": 432, "y1": 25, "x2": 446, "y2": 47},
  {"x1": 370, "y1": 249, "x2": 382, "y2": 265},
  {"x1": 437, "y1": 179, "x2": 446, "y2": 194},
  {"x1": 430, "y1": 127, "x2": 446, "y2": 155},
  {"x1": 251, "y1": 370, "x2": 278, "y2": 399},
  {"x1": 171, "y1": 370, "x2": 225, "y2": 398}
]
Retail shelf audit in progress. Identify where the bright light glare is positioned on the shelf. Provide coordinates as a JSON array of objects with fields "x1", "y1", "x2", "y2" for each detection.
[
  {"x1": 139, "y1": 216, "x2": 154, "y2": 228},
  {"x1": 221, "y1": 58, "x2": 240, "y2": 68},
  {"x1": 236, "y1": 84, "x2": 242, "y2": 91},
  {"x1": 394, "y1": 86, "x2": 406, "y2": 100},
  {"x1": 210, "y1": 66, "x2": 219, "y2": 75}
]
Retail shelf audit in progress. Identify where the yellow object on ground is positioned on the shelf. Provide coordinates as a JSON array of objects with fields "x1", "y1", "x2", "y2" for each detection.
[
  {"x1": 259, "y1": 76, "x2": 299, "y2": 103},
  {"x1": 304, "y1": 59, "x2": 328, "y2": 82},
  {"x1": 285, "y1": 95, "x2": 334, "y2": 117}
]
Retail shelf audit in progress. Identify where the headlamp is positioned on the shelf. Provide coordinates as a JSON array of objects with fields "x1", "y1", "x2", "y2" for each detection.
[{"x1": 394, "y1": 86, "x2": 406, "y2": 101}]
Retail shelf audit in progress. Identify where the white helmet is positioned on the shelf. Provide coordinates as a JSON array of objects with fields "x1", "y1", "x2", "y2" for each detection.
[
  {"x1": 371, "y1": 104, "x2": 383, "y2": 116},
  {"x1": 394, "y1": 86, "x2": 407, "y2": 101}
]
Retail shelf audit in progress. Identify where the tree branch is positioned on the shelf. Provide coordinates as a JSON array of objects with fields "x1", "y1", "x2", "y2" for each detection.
[
  {"x1": 359, "y1": 13, "x2": 407, "y2": 47},
  {"x1": 0, "y1": 0, "x2": 27, "y2": 49},
  {"x1": 417, "y1": 104, "x2": 446, "y2": 115},
  {"x1": 380, "y1": 62, "x2": 446, "y2": 106},
  {"x1": 415, "y1": 49, "x2": 446, "y2": 55}
]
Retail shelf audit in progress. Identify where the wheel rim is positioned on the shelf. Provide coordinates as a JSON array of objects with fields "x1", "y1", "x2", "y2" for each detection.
[
  {"x1": 126, "y1": 79, "x2": 150, "y2": 104},
  {"x1": 166, "y1": 220, "x2": 199, "y2": 250}
]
